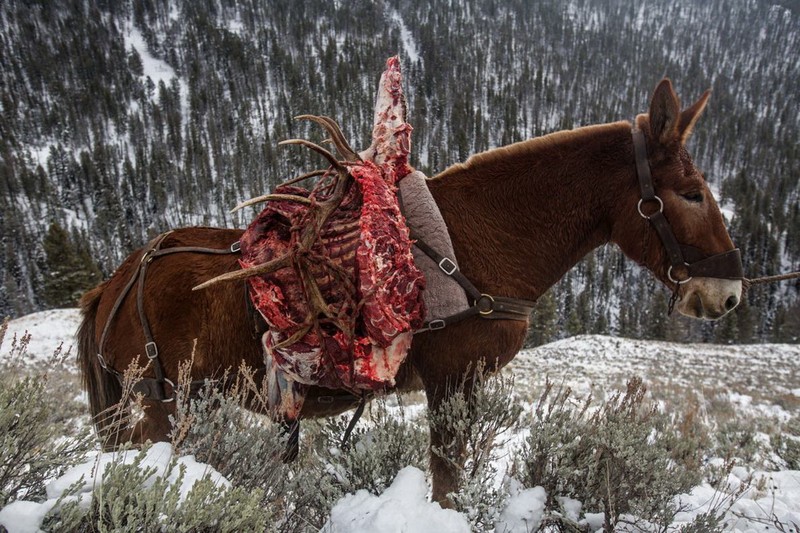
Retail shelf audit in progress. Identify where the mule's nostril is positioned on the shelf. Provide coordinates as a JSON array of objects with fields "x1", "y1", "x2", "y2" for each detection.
[{"x1": 725, "y1": 295, "x2": 739, "y2": 311}]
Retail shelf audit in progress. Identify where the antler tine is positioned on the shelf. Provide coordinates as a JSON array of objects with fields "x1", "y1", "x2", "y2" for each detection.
[
  {"x1": 272, "y1": 324, "x2": 314, "y2": 350},
  {"x1": 230, "y1": 193, "x2": 312, "y2": 214},
  {"x1": 192, "y1": 255, "x2": 292, "y2": 291},
  {"x1": 280, "y1": 169, "x2": 328, "y2": 188},
  {"x1": 295, "y1": 114, "x2": 362, "y2": 163},
  {"x1": 278, "y1": 139, "x2": 344, "y2": 170}
]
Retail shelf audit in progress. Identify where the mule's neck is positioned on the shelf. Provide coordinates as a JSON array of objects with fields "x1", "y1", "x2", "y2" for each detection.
[{"x1": 428, "y1": 121, "x2": 635, "y2": 302}]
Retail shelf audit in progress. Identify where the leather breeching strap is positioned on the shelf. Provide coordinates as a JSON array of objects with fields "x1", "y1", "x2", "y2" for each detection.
[{"x1": 96, "y1": 232, "x2": 242, "y2": 402}]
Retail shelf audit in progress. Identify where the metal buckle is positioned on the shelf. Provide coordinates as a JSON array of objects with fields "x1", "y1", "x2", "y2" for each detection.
[
  {"x1": 438, "y1": 257, "x2": 457, "y2": 276},
  {"x1": 161, "y1": 378, "x2": 176, "y2": 403},
  {"x1": 145, "y1": 342, "x2": 159, "y2": 359},
  {"x1": 97, "y1": 353, "x2": 108, "y2": 370},
  {"x1": 477, "y1": 294, "x2": 495, "y2": 315},
  {"x1": 667, "y1": 265, "x2": 693, "y2": 285},
  {"x1": 230, "y1": 241, "x2": 241, "y2": 253},
  {"x1": 140, "y1": 249, "x2": 155, "y2": 264},
  {"x1": 428, "y1": 319, "x2": 446, "y2": 331},
  {"x1": 637, "y1": 196, "x2": 664, "y2": 219}
]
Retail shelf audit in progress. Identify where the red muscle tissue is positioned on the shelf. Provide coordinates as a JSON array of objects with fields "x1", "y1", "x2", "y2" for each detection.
[{"x1": 238, "y1": 57, "x2": 425, "y2": 418}]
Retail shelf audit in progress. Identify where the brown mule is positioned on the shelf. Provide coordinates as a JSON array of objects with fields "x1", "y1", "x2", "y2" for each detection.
[{"x1": 77, "y1": 79, "x2": 742, "y2": 504}]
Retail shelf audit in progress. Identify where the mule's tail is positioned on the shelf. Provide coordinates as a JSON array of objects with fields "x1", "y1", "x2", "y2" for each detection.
[{"x1": 77, "y1": 284, "x2": 123, "y2": 445}]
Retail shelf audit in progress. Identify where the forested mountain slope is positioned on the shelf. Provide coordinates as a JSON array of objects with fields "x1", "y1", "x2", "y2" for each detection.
[{"x1": 0, "y1": 0, "x2": 797, "y2": 343}]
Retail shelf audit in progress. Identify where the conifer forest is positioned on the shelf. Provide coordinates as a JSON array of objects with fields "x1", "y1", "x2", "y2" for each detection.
[{"x1": 0, "y1": 0, "x2": 798, "y2": 344}]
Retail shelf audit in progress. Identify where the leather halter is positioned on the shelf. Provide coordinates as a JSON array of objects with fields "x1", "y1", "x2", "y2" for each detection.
[{"x1": 631, "y1": 126, "x2": 744, "y2": 285}]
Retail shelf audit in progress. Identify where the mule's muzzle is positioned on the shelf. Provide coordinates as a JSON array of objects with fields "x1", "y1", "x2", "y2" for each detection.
[{"x1": 676, "y1": 277, "x2": 743, "y2": 320}]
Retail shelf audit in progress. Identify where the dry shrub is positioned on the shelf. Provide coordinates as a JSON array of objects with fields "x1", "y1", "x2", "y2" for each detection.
[
  {"x1": 428, "y1": 367, "x2": 522, "y2": 532},
  {"x1": 515, "y1": 377, "x2": 704, "y2": 532},
  {"x1": 0, "y1": 327, "x2": 93, "y2": 508}
]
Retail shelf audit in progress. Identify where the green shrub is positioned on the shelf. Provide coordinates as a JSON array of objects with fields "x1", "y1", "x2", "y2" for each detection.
[
  {"x1": 769, "y1": 417, "x2": 800, "y2": 470},
  {"x1": 41, "y1": 444, "x2": 269, "y2": 532},
  {"x1": 284, "y1": 395, "x2": 429, "y2": 530},
  {"x1": 169, "y1": 375, "x2": 290, "y2": 501},
  {"x1": 714, "y1": 419, "x2": 762, "y2": 464}
]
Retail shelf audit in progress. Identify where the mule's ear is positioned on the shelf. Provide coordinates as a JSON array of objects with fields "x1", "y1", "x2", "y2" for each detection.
[
  {"x1": 649, "y1": 79, "x2": 681, "y2": 145},
  {"x1": 677, "y1": 89, "x2": 711, "y2": 144}
]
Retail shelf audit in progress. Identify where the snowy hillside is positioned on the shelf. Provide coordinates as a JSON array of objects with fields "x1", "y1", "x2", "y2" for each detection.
[
  {"x1": 1, "y1": 308, "x2": 82, "y2": 365},
  {"x1": 2, "y1": 309, "x2": 800, "y2": 530},
  {"x1": 1, "y1": 0, "x2": 798, "y2": 344},
  {"x1": 513, "y1": 335, "x2": 800, "y2": 414}
]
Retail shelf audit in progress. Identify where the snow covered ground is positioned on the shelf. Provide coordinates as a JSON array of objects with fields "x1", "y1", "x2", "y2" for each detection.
[
  {"x1": 1, "y1": 310, "x2": 799, "y2": 532},
  {"x1": 1, "y1": 308, "x2": 82, "y2": 365},
  {"x1": 512, "y1": 335, "x2": 800, "y2": 411}
]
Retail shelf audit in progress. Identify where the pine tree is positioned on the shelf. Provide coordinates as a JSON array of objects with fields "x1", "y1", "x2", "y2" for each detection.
[
  {"x1": 42, "y1": 222, "x2": 101, "y2": 308},
  {"x1": 526, "y1": 290, "x2": 558, "y2": 347}
]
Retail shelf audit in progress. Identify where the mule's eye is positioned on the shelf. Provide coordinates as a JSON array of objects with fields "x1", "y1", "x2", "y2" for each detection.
[{"x1": 681, "y1": 192, "x2": 703, "y2": 203}]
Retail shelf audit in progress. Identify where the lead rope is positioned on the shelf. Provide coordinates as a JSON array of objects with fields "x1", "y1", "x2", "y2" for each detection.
[{"x1": 744, "y1": 271, "x2": 800, "y2": 291}]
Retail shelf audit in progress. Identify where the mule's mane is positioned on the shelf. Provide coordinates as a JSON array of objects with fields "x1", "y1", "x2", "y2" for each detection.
[{"x1": 433, "y1": 120, "x2": 630, "y2": 180}]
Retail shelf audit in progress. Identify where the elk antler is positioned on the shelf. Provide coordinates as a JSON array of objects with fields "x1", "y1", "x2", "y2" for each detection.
[
  {"x1": 294, "y1": 115, "x2": 363, "y2": 163},
  {"x1": 279, "y1": 169, "x2": 328, "y2": 188},
  {"x1": 193, "y1": 115, "x2": 361, "y2": 292},
  {"x1": 230, "y1": 193, "x2": 312, "y2": 214},
  {"x1": 228, "y1": 116, "x2": 362, "y2": 213},
  {"x1": 192, "y1": 255, "x2": 293, "y2": 291}
]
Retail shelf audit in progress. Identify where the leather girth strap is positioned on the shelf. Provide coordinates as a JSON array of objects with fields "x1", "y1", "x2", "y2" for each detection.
[
  {"x1": 410, "y1": 232, "x2": 536, "y2": 333},
  {"x1": 97, "y1": 231, "x2": 242, "y2": 402}
]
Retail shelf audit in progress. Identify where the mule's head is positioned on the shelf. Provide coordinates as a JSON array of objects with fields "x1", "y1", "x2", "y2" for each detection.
[{"x1": 614, "y1": 79, "x2": 743, "y2": 320}]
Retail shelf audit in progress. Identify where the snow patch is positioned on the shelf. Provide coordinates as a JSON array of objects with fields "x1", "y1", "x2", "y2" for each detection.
[
  {"x1": 0, "y1": 443, "x2": 230, "y2": 533},
  {"x1": 322, "y1": 467, "x2": 470, "y2": 532},
  {"x1": 389, "y1": 9, "x2": 421, "y2": 63},
  {"x1": 1, "y1": 308, "x2": 81, "y2": 364},
  {"x1": 495, "y1": 486, "x2": 547, "y2": 533},
  {"x1": 123, "y1": 23, "x2": 189, "y2": 117}
]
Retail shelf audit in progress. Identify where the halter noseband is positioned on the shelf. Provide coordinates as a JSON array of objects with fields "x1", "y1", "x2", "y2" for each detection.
[{"x1": 631, "y1": 126, "x2": 744, "y2": 286}]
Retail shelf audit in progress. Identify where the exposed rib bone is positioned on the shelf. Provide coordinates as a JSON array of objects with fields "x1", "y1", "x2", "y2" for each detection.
[
  {"x1": 272, "y1": 323, "x2": 313, "y2": 350},
  {"x1": 230, "y1": 193, "x2": 313, "y2": 214}
]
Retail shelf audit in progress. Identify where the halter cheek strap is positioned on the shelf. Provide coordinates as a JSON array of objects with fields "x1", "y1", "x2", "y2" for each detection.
[{"x1": 631, "y1": 126, "x2": 744, "y2": 285}]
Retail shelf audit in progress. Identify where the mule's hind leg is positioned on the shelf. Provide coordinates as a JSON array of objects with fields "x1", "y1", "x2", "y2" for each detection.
[{"x1": 115, "y1": 400, "x2": 175, "y2": 447}]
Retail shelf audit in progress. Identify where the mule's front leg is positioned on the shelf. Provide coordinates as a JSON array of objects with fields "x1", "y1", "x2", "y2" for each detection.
[
  {"x1": 414, "y1": 320, "x2": 528, "y2": 506},
  {"x1": 426, "y1": 383, "x2": 471, "y2": 507}
]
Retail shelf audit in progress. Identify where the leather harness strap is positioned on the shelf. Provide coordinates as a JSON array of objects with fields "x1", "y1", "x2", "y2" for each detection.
[
  {"x1": 97, "y1": 232, "x2": 241, "y2": 402},
  {"x1": 410, "y1": 232, "x2": 536, "y2": 333},
  {"x1": 632, "y1": 125, "x2": 743, "y2": 285}
]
